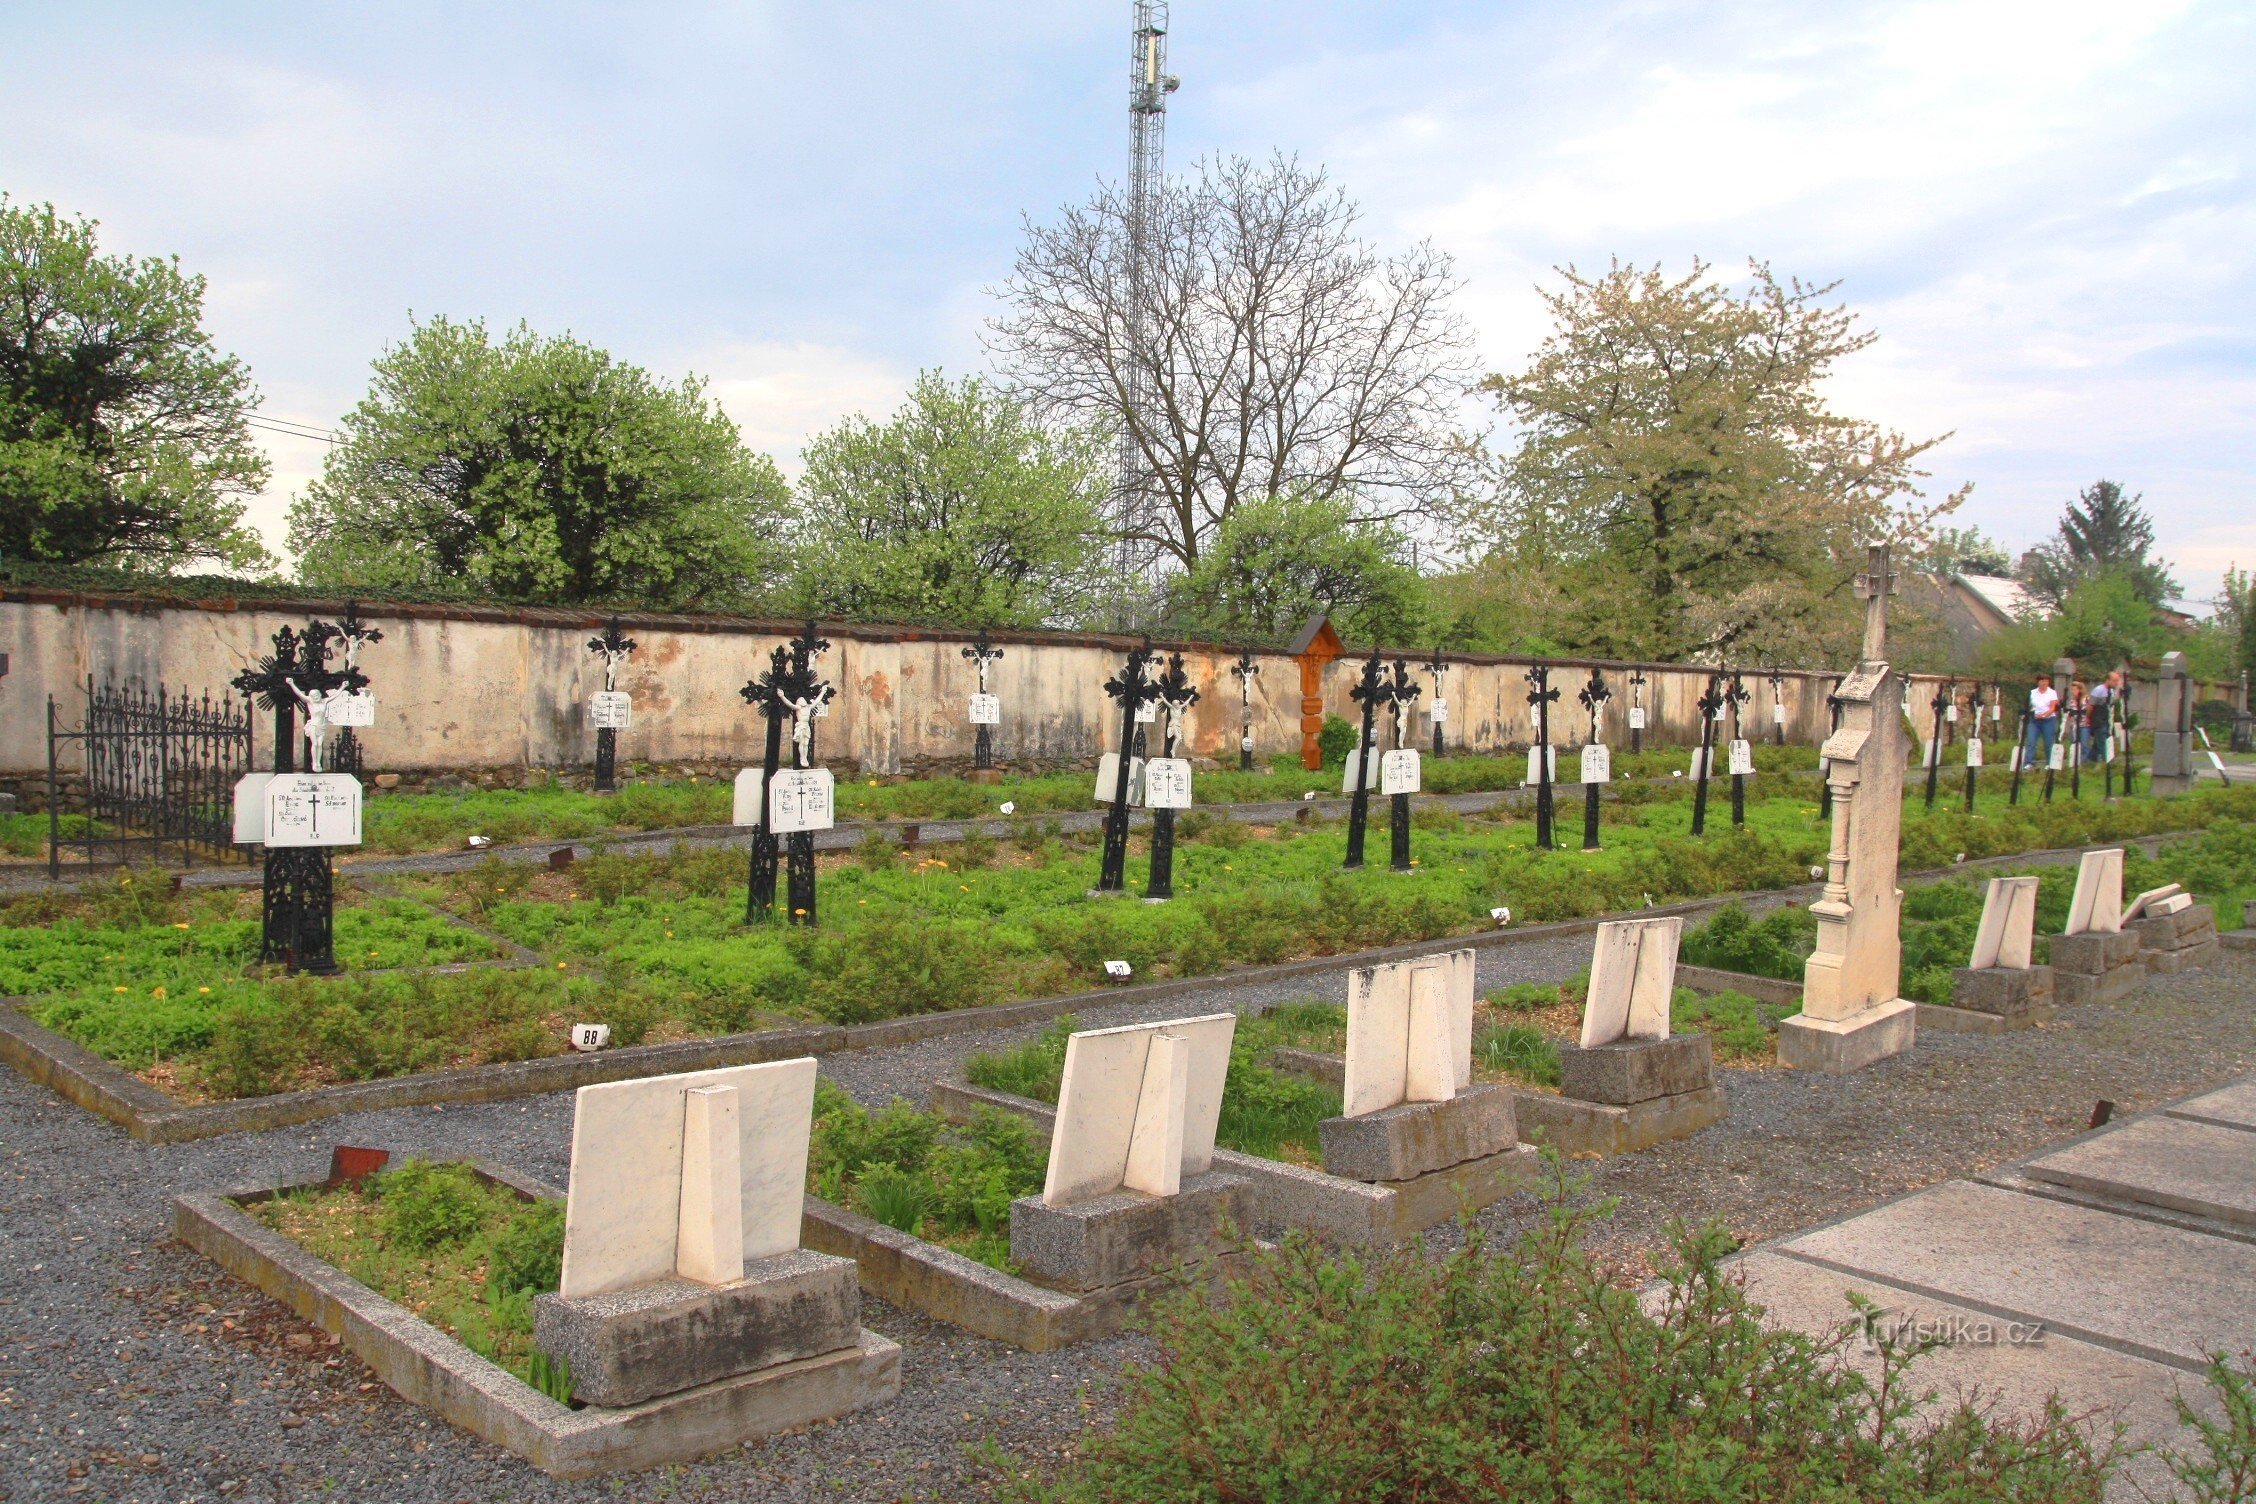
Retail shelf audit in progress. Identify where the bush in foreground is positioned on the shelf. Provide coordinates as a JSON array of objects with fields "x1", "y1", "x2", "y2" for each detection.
[{"x1": 999, "y1": 1182, "x2": 2124, "y2": 1503}]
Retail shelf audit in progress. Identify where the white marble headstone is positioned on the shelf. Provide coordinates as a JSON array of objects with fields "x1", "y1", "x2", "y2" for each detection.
[
  {"x1": 1968, "y1": 876, "x2": 2038, "y2": 971},
  {"x1": 558, "y1": 1057, "x2": 818, "y2": 1300},
  {"x1": 1578, "y1": 916, "x2": 1681, "y2": 1048},
  {"x1": 1042, "y1": 1014, "x2": 1235, "y2": 1207},
  {"x1": 2064, "y1": 849, "x2": 2125, "y2": 936},
  {"x1": 1341, "y1": 949, "x2": 1476, "y2": 1117}
]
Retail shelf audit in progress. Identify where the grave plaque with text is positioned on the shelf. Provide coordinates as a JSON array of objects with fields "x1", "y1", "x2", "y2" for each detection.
[{"x1": 262, "y1": 774, "x2": 364, "y2": 848}]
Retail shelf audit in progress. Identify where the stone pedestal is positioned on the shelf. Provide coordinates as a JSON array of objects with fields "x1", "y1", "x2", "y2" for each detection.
[
  {"x1": 534, "y1": 1249, "x2": 862, "y2": 1409},
  {"x1": 1009, "y1": 1171, "x2": 1250, "y2": 1294},
  {"x1": 2049, "y1": 929, "x2": 2144, "y2": 1004},
  {"x1": 1933, "y1": 964, "x2": 2054, "y2": 1032},
  {"x1": 2135, "y1": 903, "x2": 2220, "y2": 974},
  {"x1": 2149, "y1": 651, "x2": 2194, "y2": 796},
  {"x1": 1516, "y1": 1034, "x2": 1724, "y2": 1156},
  {"x1": 1317, "y1": 1082, "x2": 1517, "y2": 1183},
  {"x1": 1777, "y1": 998, "x2": 1918, "y2": 1074}
]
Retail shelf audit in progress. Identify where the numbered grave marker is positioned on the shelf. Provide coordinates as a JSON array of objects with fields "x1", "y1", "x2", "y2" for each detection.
[
  {"x1": 967, "y1": 692, "x2": 1000, "y2": 726},
  {"x1": 589, "y1": 690, "x2": 632, "y2": 730},
  {"x1": 1380, "y1": 748, "x2": 1422, "y2": 796},
  {"x1": 570, "y1": 1023, "x2": 612, "y2": 1052},
  {"x1": 1341, "y1": 748, "x2": 1381, "y2": 793},
  {"x1": 1523, "y1": 745, "x2": 1557, "y2": 786},
  {"x1": 1773, "y1": 701, "x2": 1787, "y2": 725},
  {"x1": 1966, "y1": 737, "x2": 1984, "y2": 767},
  {"x1": 1145, "y1": 757, "x2": 1194, "y2": 809},
  {"x1": 1628, "y1": 707, "x2": 1647, "y2": 731},
  {"x1": 329, "y1": 690, "x2": 376, "y2": 728},
  {"x1": 1102, "y1": 959, "x2": 1134, "y2": 980},
  {"x1": 1133, "y1": 701, "x2": 1157, "y2": 724},
  {"x1": 1728, "y1": 739, "x2": 1753, "y2": 776},
  {"x1": 1428, "y1": 698, "x2": 1447, "y2": 723},
  {"x1": 768, "y1": 768, "x2": 836, "y2": 834},
  {"x1": 1580, "y1": 744, "x2": 1611, "y2": 784},
  {"x1": 262, "y1": 773, "x2": 364, "y2": 848}
]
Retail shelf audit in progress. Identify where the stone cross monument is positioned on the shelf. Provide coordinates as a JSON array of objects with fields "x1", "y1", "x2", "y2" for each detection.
[
  {"x1": 1778, "y1": 544, "x2": 1918, "y2": 1073},
  {"x1": 2149, "y1": 650, "x2": 2194, "y2": 795}
]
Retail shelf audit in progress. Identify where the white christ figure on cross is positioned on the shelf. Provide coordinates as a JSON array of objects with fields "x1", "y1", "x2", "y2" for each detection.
[{"x1": 287, "y1": 680, "x2": 333, "y2": 774}]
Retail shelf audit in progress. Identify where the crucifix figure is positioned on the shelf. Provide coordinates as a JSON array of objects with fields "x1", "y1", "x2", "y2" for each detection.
[
  {"x1": 1782, "y1": 541, "x2": 1915, "y2": 1072},
  {"x1": 286, "y1": 679, "x2": 334, "y2": 775},
  {"x1": 962, "y1": 629, "x2": 1004, "y2": 774},
  {"x1": 585, "y1": 619, "x2": 638, "y2": 793},
  {"x1": 1422, "y1": 646, "x2": 1448, "y2": 758},
  {"x1": 1229, "y1": 649, "x2": 1259, "y2": 770}
]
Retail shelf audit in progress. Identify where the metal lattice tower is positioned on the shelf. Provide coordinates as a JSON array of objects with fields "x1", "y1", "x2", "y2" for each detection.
[{"x1": 1116, "y1": 0, "x2": 1179, "y2": 613}]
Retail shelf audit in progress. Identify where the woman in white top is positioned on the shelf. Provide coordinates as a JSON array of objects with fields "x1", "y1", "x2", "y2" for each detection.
[{"x1": 2025, "y1": 675, "x2": 2060, "y2": 765}]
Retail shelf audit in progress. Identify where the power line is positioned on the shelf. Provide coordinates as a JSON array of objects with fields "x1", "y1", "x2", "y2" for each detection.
[{"x1": 246, "y1": 413, "x2": 344, "y2": 446}]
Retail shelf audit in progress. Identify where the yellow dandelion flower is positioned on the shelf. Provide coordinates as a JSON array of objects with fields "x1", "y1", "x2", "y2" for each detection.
[
  {"x1": 664, "y1": 930, "x2": 674, "y2": 938},
  {"x1": 152, "y1": 986, "x2": 166, "y2": 999},
  {"x1": 113, "y1": 986, "x2": 128, "y2": 994},
  {"x1": 173, "y1": 922, "x2": 191, "y2": 930},
  {"x1": 198, "y1": 986, "x2": 212, "y2": 995},
  {"x1": 557, "y1": 962, "x2": 568, "y2": 970},
  {"x1": 959, "y1": 884, "x2": 969, "y2": 891},
  {"x1": 793, "y1": 908, "x2": 808, "y2": 916},
  {"x1": 858, "y1": 899, "x2": 868, "y2": 905}
]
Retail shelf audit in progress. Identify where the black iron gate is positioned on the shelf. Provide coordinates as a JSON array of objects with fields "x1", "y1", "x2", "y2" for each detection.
[{"x1": 47, "y1": 678, "x2": 255, "y2": 876}]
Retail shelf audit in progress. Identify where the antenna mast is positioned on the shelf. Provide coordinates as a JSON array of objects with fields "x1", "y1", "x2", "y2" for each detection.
[{"x1": 1118, "y1": 0, "x2": 1179, "y2": 618}]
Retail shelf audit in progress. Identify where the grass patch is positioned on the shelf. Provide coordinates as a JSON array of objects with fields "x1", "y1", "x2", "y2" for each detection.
[
  {"x1": 248, "y1": 1160, "x2": 569, "y2": 1400},
  {"x1": 807, "y1": 1082, "x2": 1046, "y2": 1272}
]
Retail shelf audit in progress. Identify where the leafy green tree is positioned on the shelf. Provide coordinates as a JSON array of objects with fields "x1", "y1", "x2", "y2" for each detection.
[
  {"x1": 1922, "y1": 524, "x2": 2014, "y2": 577},
  {"x1": 788, "y1": 371, "x2": 1108, "y2": 627},
  {"x1": 1474, "y1": 260, "x2": 1965, "y2": 664},
  {"x1": 2017, "y1": 480, "x2": 2179, "y2": 610},
  {"x1": 0, "y1": 199, "x2": 272, "y2": 571},
  {"x1": 2217, "y1": 565, "x2": 2256, "y2": 674},
  {"x1": 1162, "y1": 493, "x2": 1426, "y2": 644},
  {"x1": 289, "y1": 318, "x2": 784, "y2": 606}
]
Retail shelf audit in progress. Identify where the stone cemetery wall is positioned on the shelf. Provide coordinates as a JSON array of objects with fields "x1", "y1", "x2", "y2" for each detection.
[{"x1": 0, "y1": 584, "x2": 2144, "y2": 782}]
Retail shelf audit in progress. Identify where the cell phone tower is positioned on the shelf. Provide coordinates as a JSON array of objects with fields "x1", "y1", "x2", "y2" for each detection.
[{"x1": 1116, "y1": 0, "x2": 1179, "y2": 621}]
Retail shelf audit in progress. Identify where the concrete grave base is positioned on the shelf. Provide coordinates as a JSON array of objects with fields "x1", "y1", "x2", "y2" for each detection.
[
  {"x1": 2048, "y1": 927, "x2": 2144, "y2": 1004},
  {"x1": 1010, "y1": 1171, "x2": 1252, "y2": 1294},
  {"x1": 1267, "y1": 1046, "x2": 1344, "y2": 1091},
  {"x1": 172, "y1": 1169, "x2": 898, "y2": 1478},
  {"x1": 2135, "y1": 902, "x2": 2220, "y2": 974},
  {"x1": 2219, "y1": 928, "x2": 2256, "y2": 954},
  {"x1": 1916, "y1": 1000, "x2": 2054, "y2": 1035},
  {"x1": 1776, "y1": 997, "x2": 1916, "y2": 1074},
  {"x1": 1929, "y1": 964, "x2": 2053, "y2": 1033},
  {"x1": 533, "y1": 1250, "x2": 861, "y2": 1409},
  {"x1": 1558, "y1": 1033, "x2": 1712, "y2": 1105},
  {"x1": 1515, "y1": 1083, "x2": 1727, "y2": 1157},
  {"x1": 1317, "y1": 1081, "x2": 1518, "y2": 1183}
]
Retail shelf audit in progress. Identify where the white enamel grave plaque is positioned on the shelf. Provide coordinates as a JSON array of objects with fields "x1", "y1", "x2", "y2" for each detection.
[
  {"x1": 1921, "y1": 738, "x2": 1942, "y2": 770},
  {"x1": 1728, "y1": 739, "x2": 1754, "y2": 776},
  {"x1": 968, "y1": 693, "x2": 1001, "y2": 726},
  {"x1": 1966, "y1": 737, "x2": 1984, "y2": 768},
  {"x1": 1341, "y1": 749, "x2": 1380, "y2": 793},
  {"x1": 1580, "y1": 744, "x2": 1611, "y2": 784},
  {"x1": 1969, "y1": 876, "x2": 2038, "y2": 970},
  {"x1": 329, "y1": 690, "x2": 376, "y2": 728},
  {"x1": 1342, "y1": 950, "x2": 1476, "y2": 1117},
  {"x1": 1689, "y1": 747, "x2": 1711, "y2": 781},
  {"x1": 1429, "y1": 698, "x2": 1447, "y2": 723},
  {"x1": 1523, "y1": 745, "x2": 1557, "y2": 785},
  {"x1": 261, "y1": 774, "x2": 363, "y2": 848},
  {"x1": 1134, "y1": 701, "x2": 1157, "y2": 723},
  {"x1": 2064, "y1": 848, "x2": 2125, "y2": 936},
  {"x1": 1103, "y1": 959, "x2": 1134, "y2": 979},
  {"x1": 768, "y1": 768, "x2": 836, "y2": 833},
  {"x1": 1095, "y1": 753, "x2": 1145, "y2": 806},
  {"x1": 1239, "y1": 734, "x2": 1254, "y2": 752},
  {"x1": 570, "y1": 1023, "x2": 612, "y2": 1052},
  {"x1": 731, "y1": 768, "x2": 766, "y2": 826},
  {"x1": 589, "y1": 690, "x2": 632, "y2": 730},
  {"x1": 1946, "y1": 702, "x2": 1959, "y2": 723},
  {"x1": 558, "y1": 1057, "x2": 817, "y2": 1300},
  {"x1": 1042, "y1": 1014, "x2": 1235, "y2": 1206},
  {"x1": 1579, "y1": 916, "x2": 1681, "y2": 1048},
  {"x1": 1773, "y1": 701, "x2": 1787, "y2": 725},
  {"x1": 1380, "y1": 748, "x2": 1422, "y2": 795},
  {"x1": 2047, "y1": 742, "x2": 2064, "y2": 771},
  {"x1": 1628, "y1": 707, "x2": 1646, "y2": 730},
  {"x1": 1145, "y1": 757, "x2": 1193, "y2": 809},
  {"x1": 231, "y1": 773, "x2": 275, "y2": 844}
]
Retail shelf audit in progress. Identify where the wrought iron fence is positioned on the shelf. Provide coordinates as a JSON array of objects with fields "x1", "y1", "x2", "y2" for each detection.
[{"x1": 46, "y1": 678, "x2": 255, "y2": 876}]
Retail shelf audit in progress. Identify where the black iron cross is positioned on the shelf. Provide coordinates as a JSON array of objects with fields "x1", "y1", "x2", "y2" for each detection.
[
  {"x1": 1577, "y1": 667, "x2": 1611, "y2": 739},
  {"x1": 961, "y1": 629, "x2": 1004, "y2": 687},
  {"x1": 1527, "y1": 663, "x2": 1561, "y2": 849}
]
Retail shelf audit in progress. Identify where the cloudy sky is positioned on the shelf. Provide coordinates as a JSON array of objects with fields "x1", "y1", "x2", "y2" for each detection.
[{"x1": 5, "y1": 0, "x2": 2250, "y2": 599}]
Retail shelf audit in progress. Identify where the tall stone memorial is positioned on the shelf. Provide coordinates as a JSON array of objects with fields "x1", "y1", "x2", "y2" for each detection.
[
  {"x1": 1778, "y1": 545, "x2": 1918, "y2": 1074},
  {"x1": 2149, "y1": 650, "x2": 2194, "y2": 796}
]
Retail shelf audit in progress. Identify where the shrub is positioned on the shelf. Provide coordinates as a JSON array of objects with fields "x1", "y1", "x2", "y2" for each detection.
[
  {"x1": 485, "y1": 1199, "x2": 565, "y2": 1299},
  {"x1": 1316, "y1": 713, "x2": 1358, "y2": 766},
  {"x1": 1001, "y1": 1188, "x2": 2120, "y2": 1502},
  {"x1": 853, "y1": 1164, "x2": 933, "y2": 1233},
  {"x1": 376, "y1": 1159, "x2": 488, "y2": 1252},
  {"x1": 803, "y1": 916, "x2": 999, "y2": 1023},
  {"x1": 1682, "y1": 903, "x2": 1816, "y2": 982},
  {"x1": 853, "y1": 827, "x2": 898, "y2": 872}
]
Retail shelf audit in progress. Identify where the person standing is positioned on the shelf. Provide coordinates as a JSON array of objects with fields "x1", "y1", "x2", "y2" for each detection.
[
  {"x1": 2025, "y1": 674, "x2": 2061, "y2": 766},
  {"x1": 2084, "y1": 673, "x2": 2115, "y2": 762},
  {"x1": 2068, "y1": 679, "x2": 2093, "y2": 764}
]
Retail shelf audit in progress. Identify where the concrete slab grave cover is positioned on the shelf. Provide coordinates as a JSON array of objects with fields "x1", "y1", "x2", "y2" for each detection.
[
  {"x1": 1341, "y1": 950, "x2": 1476, "y2": 1117},
  {"x1": 1042, "y1": 1014, "x2": 1235, "y2": 1207},
  {"x1": 559, "y1": 1058, "x2": 818, "y2": 1300},
  {"x1": 1968, "y1": 876, "x2": 2039, "y2": 971},
  {"x1": 2064, "y1": 848, "x2": 2125, "y2": 936},
  {"x1": 2168, "y1": 1081, "x2": 2256, "y2": 1135},
  {"x1": 1578, "y1": 917, "x2": 1682, "y2": 1048},
  {"x1": 2023, "y1": 1115, "x2": 2256, "y2": 1231}
]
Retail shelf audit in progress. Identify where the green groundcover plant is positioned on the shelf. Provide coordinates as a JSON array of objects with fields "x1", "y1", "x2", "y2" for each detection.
[
  {"x1": 807, "y1": 1081, "x2": 1046, "y2": 1271},
  {"x1": 993, "y1": 1174, "x2": 2256, "y2": 1503}
]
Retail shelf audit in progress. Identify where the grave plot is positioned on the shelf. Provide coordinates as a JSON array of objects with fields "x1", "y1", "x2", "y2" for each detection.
[{"x1": 172, "y1": 1058, "x2": 898, "y2": 1478}]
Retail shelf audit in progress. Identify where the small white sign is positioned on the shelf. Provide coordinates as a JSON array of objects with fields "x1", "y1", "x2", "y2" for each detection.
[
  {"x1": 1145, "y1": 757, "x2": 1194, "y2": 809},
  {"x1": 1380, "y1": 748, "x2": 1422, "y2": 795},
  {"x1": 231, "y1": 773, "x2": 275, "y2": 844},
  {"x1": 1967, "y1": 737, "x2": 1984, "y2": 768},
  {"x1": 329, "y1": 690, "x2": 376, "y2": 728},
  {"x1": 2047, "y1": 743, "x2": 2065, "y2": 771},
  {"x1": 1921, "y1": 738, "x2": 1942, "y2": 769},
  {"x1": 589, "y1": 690, "x2": 632, "y2": 730},
  {"x1": 262, "y1": 773, "x2": 364, "y2": 848},
  {"x1": 732, "y1": 768, "x2": 766, "y2": 826},
  {"x1": 1133, "y1": 701, "x2": 1157, "y2": 723},
  {"x1": 1095, "y1": 753, "x2": 1146, "y2": 806},
  {"x1": 1239, "y1": 733, "x2": 1254, "y2": 752},
  {"x1": 1628, "y1": 707, "x2": 1646, "y2": 730},
  {"x1": 1341, "y1": 749, "x2": 1380, "y2": 793},
  {"x1": 1689, "y1": 747, "x2": 1710, "y2": 781},
  {"x1": 768, "y1": 768, "x2": 836, "y2": 833},
  {"x1": 1490, "y1": 905, "x2": 1513, "y2": 926},
  {"x1": 1728, "y1": 739, "x2": 1753, "y2": 776},
  {"x1": 1772, "y1": 701, "x2": 1787, "y2": 725},
  {"x1": 1429, "y1": 698, "x2": 1447, "y2": 723},
  {"x1": 999, "y1": 800, "x2": 1016, "y2": 814},
  {"x1": 1103, "y1": 959, "x2": 1133, "y2": 980},
  {"x1": 570, "y1": 1023, "x2": 611, "y2": 1052},
  {"x1": 1580, "y1": 744, "x2": 1611, "y2": 784},
  {"x1": 968, "y1": 693, "x2": 1001, "y2": 726},
  {"x1": 1523, "y1": 745, "x2": 1557, "y2": 785},
  {"x1": 1945, "y1": 702, "x2": 1960, "y2": 723}
]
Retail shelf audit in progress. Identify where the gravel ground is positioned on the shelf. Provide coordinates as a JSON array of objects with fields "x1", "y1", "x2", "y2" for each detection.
[{"x1": 4, "y1": 930, "x2": 2251, "y2": 1502}]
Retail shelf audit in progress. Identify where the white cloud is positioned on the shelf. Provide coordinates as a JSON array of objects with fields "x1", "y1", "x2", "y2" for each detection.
[{"x1": 674, "y1": 341, "x2": 913, "y2": 475}]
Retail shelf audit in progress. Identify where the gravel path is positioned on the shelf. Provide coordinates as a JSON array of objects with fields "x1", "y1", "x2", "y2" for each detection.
[{"x1": 4, "y1": 937, "x2": 2252, "y2": 1502}]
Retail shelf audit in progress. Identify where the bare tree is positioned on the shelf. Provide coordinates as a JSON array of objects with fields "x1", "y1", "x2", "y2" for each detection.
[{"x1": 987, "y1": 154, "x2": 1477, "y2": 569}]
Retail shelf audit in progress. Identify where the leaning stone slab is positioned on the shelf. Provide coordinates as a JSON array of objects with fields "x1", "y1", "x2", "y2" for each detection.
[
  {"x1": 1010, "y1": 1171, "x2": 1250, "y2": 1293},
  {"x1": 533, "y1": 1250, "x2": 859, "y2": 1408},
  {"x1": 1558, "y1": 1033, "x2": 1711, "y2": 1106},
  {"x1": 1317, "y1": 1081, "x2": 1517, "y2": 1182},
  {"x1": 171, "y1": 1167, "x2": 899, "y2": 1477},
  {"x1": 2023, "y1": 1116, "x2": 2256, "y2": 1232},
  {"x1": 1514, "y1": 1084, "x2": 1726, "y2": 1157},
  {"x1": 1779, "y1": 1178, "x2": 2256, "y2": 1372},
  {"x1": 930, "y1": 1080, "x2": 1535, "y2": 1246},
  {"x1": 1776, "y1": 998, "x2": 1916, "y2": 1075},
  {"x1": 2167, "y1": 1081, "x2": 2256, "y2": 1135}
]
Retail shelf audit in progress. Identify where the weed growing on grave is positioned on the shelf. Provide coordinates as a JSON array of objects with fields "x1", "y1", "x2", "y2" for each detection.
[
  {"x1": 2168, "y1": 1350, "x2": 2256, "y2": 1503},
  {"x1": 1682, "y1": 903, "x2": 1818, "y2": 982},
  {"x1": 1472, "y1": 1022, "x2": 1561, "y2": 1085},
  {"x1": 807, "y1": 1082, "x2": 1045, "y2": 1271},
  {"x1": 1669, "y1": 985, "x2": 1784, "y2": 1059},
  {"x1": 997, "y1": 1170, "x2": 2122, "y2": 1503},
  {"x1": 250, "y1": 1162, "x2": 569, "y2": 1397}
]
